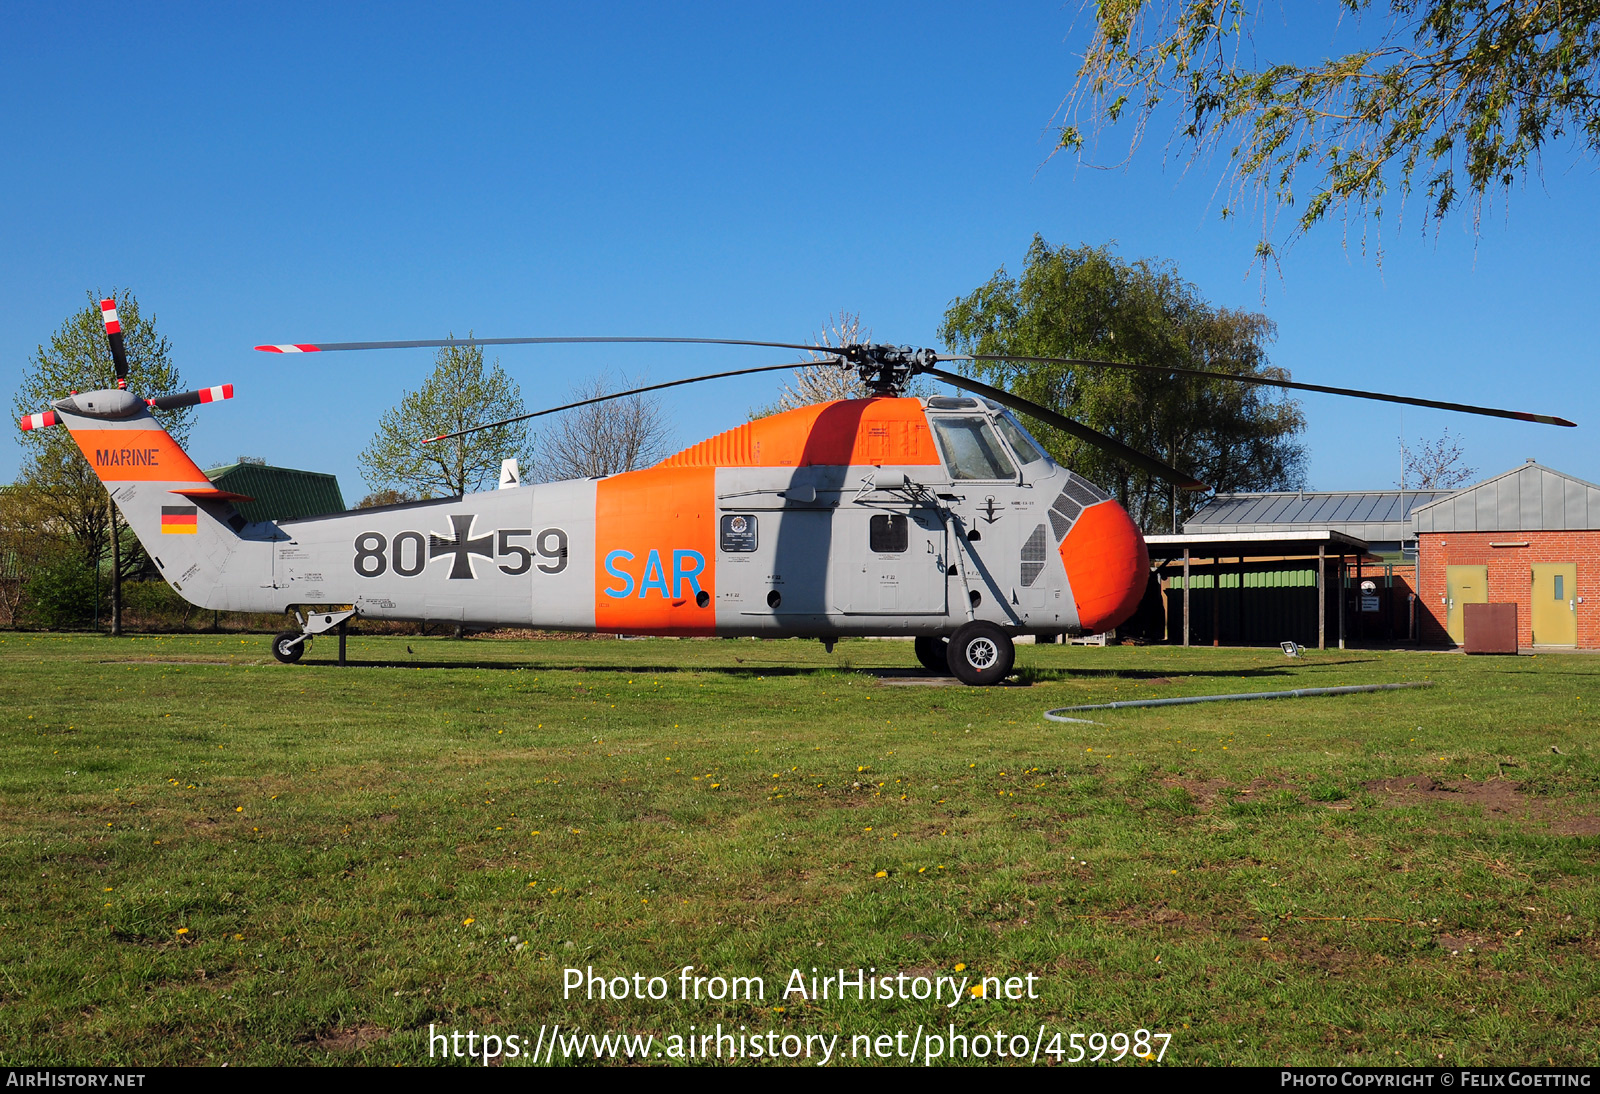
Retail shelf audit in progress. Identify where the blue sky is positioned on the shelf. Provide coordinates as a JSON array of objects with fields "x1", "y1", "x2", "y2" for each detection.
[{"x1": 4, "y1": 2, "x2": 1595, "y2": 500}]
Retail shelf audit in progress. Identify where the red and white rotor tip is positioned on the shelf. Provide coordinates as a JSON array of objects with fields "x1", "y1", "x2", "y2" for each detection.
[
  {"x1": 146, "y1": 384, "x2": 236, "y2": 411},
  {"x1": 254, "y1": 344, "x2": 321, "y2": 353},
  {"x1": 100, "y1": 297, "x2": 130, "y2": 388},
  {"x1": 19, "y1": 411, "x2": 60, "y2": 432}
]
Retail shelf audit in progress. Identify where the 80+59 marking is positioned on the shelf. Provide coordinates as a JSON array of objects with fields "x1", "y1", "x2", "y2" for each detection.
[{"x1": 353, "y1": 522, "x2": 568, "y2": 579}]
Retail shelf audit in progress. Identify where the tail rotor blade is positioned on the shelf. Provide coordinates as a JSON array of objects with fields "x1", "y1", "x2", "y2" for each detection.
[
  {"x1": 100, "y1": 298, "x2": 130, "y2": 389},
  {"x1": 921, "y1": 366, "x2": 1209, "y2": 492},
  {"x1": 961, "y1": 353, "x2": 1576, "y2": 428},
  {"x1": 19, "y1": 411, "x2": 61, "y2": 432},
  {"x1": 147, "y1": 385, "x2": 234, "y2": 411}
]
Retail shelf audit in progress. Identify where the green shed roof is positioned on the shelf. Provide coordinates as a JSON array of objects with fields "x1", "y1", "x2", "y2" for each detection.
[{"x1": 204, "y1": 462, "x2": 346, "y2": 523}]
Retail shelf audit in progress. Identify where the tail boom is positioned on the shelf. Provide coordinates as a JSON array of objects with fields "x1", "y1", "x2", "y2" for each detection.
[{"x1": 48, "y1": 394, "x2": 273, "y2": 613}]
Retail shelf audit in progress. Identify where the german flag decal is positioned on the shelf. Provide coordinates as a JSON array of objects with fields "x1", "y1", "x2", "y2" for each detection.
[{"x1": 161, "y1": 505, "x2": 198, "y2": 534}]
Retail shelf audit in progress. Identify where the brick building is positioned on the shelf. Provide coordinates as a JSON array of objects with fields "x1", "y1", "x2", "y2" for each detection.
[{"x1": 1411, "y1": 461, "x2": 1600, "y2": 649}]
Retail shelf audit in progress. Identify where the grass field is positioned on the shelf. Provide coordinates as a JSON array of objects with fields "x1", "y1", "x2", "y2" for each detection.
[{"x1": 0, "y1": 632, "x2": 1595, "y2": 1067}]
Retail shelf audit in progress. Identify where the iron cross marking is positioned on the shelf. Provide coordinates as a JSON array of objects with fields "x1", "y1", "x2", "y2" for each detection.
[
  {"x1": 980, "y1": 496, "x2": 1002, "y2": 524},
  {"x1": 429, "y1": 515, "x2": 494, "y2": 579}
]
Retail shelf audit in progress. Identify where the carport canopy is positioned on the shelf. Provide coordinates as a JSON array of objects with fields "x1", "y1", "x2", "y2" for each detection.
[
  {"x1": 1144, "y1": 529, "x2": 1372, "y2": 650},
  {"x1": 1145, "y1": 529, "x2": 1370, "y2": 561}
]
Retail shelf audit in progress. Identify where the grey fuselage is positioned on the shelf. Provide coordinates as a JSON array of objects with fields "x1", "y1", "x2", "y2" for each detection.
[{"x1": 57, "y1": 394, "x2": 1151, "y2": 639}]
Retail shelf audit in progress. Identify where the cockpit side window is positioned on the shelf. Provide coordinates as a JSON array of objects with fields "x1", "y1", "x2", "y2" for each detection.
[
  {"x1": 994, "y1": 412, "x2": 1048, "y2": 466},
  {"x1": 929, "y1": 416, "x2": 1017, "y2": 481}
]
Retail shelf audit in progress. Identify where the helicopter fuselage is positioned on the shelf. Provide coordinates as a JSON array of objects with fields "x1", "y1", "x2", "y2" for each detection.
[
  {"x1": 257, "y1": 397, "x2": 1146, "y2": 638},
  {"x1": 55, "y1": 393, "x2": 1150, "y2": 644}
]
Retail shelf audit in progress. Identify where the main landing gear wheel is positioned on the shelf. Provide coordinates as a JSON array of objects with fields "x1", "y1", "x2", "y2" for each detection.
[
  {"x1": 271, "y1": 631, "x2": 306, "y2": 664},
  {"x1": 946, "y1": 621, "x2": 1014, "y2": 686},
  {"x1": 914, "y1": 636, "x2": 951, "y2": 676}
]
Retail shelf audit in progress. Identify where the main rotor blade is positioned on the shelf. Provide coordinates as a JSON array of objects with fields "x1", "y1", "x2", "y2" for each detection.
[
  {"x1": 258, "y1": 335, "x2": 833, "y2": 355},
  {"x1": 921, "y1": 367, "x2": 1209, "y2": 492},
  {"x1": 421, "y1": 359, "x2": 840, "y2": 445},
  {"x1": 960, "y1": 354, "x2": 1576, "y2": 428}
]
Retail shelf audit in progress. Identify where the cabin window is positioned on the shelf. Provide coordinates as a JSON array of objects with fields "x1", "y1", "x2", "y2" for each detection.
[
  {"x1": 870, "y1": 514, "x2": 909, "y2": 553},
  {"x1": 930, "y1": 417, "x2": 1017, "y2": 481},
  {"x1": 995, "y1": 412, "x2": 1047, "y2": 465}
]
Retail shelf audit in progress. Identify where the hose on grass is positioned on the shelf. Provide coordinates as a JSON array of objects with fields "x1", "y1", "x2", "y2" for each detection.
[{"x1": 1044, "y1": 681, "x2": 1433, "y2": 721}]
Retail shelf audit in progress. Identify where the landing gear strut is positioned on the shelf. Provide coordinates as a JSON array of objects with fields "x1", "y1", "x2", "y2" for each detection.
[{"x1": 270, "y1": 608, "x2": 357, "y2": 665}]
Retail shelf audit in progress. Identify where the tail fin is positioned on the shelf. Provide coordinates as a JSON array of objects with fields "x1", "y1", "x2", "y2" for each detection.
[{"x1": 49, "y1": 392, "x2": 249, "y2": 609}]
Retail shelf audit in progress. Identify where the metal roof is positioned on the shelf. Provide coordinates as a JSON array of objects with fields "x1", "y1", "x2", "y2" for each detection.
[
  {"x1": 1146, "y1": 529, "x2": 1370, "y2": 560},
  {"x1": 1410, "y1": 462, "x2": 1600, "y2": 533},
  {"x1": 205, "y1": 462, "x2": 346, "y2": 523},
  {"x1": 1183, "y1": 490, "x2": 1455, "y2": 542}
]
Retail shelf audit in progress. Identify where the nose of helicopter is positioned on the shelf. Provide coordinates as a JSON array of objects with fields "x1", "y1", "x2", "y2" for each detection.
[{"x1": 1059, "y1": 499, "x2": 1151, "y2": 635}]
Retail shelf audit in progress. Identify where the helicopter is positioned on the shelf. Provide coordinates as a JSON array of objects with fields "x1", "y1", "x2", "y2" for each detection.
[{"x1": 20, "y1": 301, "x2": 1575, "y2": 685}]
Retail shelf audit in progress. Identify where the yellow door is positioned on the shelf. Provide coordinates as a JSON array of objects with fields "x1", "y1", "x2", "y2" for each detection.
[
  {"x1": 1445, "y1": 565, "x2": 1487, "y2": 644},
  {"x1": 1531, "y1": 563, "x2": 1578, "y2": 646}
]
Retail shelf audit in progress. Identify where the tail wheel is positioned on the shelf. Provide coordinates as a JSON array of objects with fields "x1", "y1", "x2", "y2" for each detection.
[
  {"x1": 914, "y1": 636, "x2": 951, "y2": 676},
  {"x1": 272, "y1": 631, "x2": 307, "y2": 664},
  {"x1": 945, "y1": 621, "x2": 1014, "y2": 686}
]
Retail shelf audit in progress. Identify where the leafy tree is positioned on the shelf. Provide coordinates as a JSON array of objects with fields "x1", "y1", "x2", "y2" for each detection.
[
  {"x1": 536, "y1": 371, "x2": 674, "y2": 481},
  {"x1": 0, "y1": 484, "x2": 76, "y2": 627},
  {"x1": 939, "y1": 237, "x2": 1306, "y2": 532},
  {"x1": 1058, "y1": 1, "x2": 1600, "y2": 262},
  {"x1": 358, "y1": 342, "x2": 534, "y2": 499},
  {"x1": 11, "y1": 290, "x2": 191, "y2": 633},
  {"x1": 356, "y1": 488, "x2": 420, "y2": 509},
  {"x1": 23, "y1": 551, "x2": 100, "y2": 630},
  {"x1": 1398, "y1": 428, "x2": 1477, "y2": 488}
]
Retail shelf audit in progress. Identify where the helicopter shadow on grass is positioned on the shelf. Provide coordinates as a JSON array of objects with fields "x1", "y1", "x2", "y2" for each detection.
[
  {"x1": 296, "y1": 658, "x2": 841, "y2": 677},
  {"x1": 293, "y1": 656, "x2": 1384, "y2": 679}
]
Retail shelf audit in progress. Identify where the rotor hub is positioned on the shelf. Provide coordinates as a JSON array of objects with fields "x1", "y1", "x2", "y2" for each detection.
[{"x1": 839, "y1": 344, "x2": 939, "y2": 395}]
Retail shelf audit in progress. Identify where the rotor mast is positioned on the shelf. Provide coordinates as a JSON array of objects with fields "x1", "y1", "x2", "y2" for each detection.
[{"x1": 836, "y1": 344, "x2": 941, "y2": 395}]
